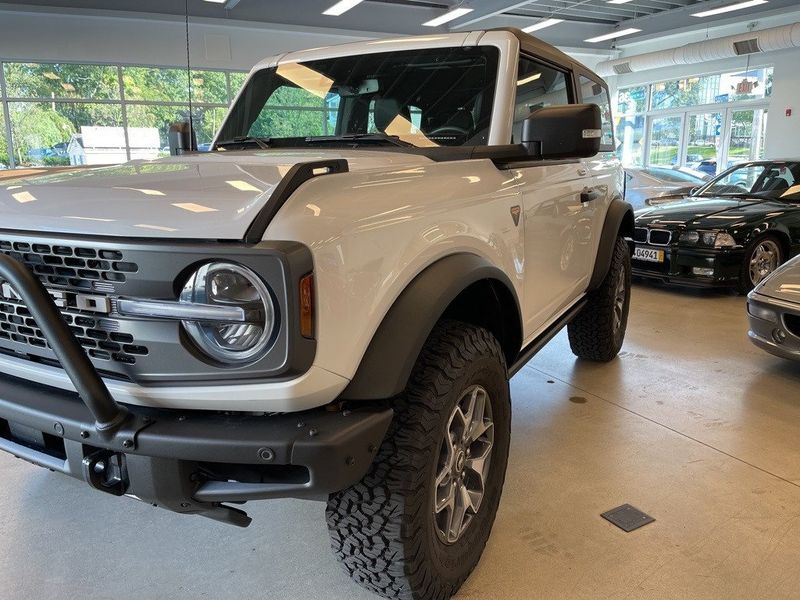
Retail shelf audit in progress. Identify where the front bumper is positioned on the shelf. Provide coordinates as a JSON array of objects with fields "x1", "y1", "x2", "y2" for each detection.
[
  {"x1": 0, "y1": 253, "x2": 392, "y2": 526},
  {"x1": 0, "y1": 373, "x2": 391, "y2": 525},
  {"x1": 632, "y1": 244, "x2": 743, "y2": 287},
  {"x1": 747, "y1": 293, "x2": 800, "y2": 362}
]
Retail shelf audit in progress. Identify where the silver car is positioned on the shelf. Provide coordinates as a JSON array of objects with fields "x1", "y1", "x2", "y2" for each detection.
[
  {"x1": 747, "y1": 254, "x2": 800, "y2": 361},
  {"x1": 624, "y1": 166, "x2": 709, "y2": 210}
]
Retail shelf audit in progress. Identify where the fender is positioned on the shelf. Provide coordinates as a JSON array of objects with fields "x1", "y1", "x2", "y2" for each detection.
[
  {"x1": 589, "y1": 198, "x2": 635, "y2": 290},
  {"x1": 342, "y1": 254, "x2": 522, "y2": 401}
]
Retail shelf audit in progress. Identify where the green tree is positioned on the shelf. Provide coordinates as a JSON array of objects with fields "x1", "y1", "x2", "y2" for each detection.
[
  {"x1": 9, "y1": 104, "x2": 75, "y2": 165},
  {"x1": 0, "y1": 110, "x2": 8, "y2": 167},
  {"x1": 4, "y1": 63, "x2": 119, "y2": 100}
]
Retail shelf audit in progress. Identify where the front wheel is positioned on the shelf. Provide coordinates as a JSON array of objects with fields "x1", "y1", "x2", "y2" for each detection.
[
  {"x1": 568, "y1": 235, "x2": 631, "y2": 361},
  {"x1": 738, "y1": 235, "x2": 783, "y2": 295},
  {"x1": 326, "y1": 320, "x2": 511, "y2": 600}
]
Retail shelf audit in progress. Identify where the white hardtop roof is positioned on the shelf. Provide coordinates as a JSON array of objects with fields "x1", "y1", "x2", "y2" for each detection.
[{"x1": 250, "y1": 30, "x2": 503, "y2": 73}]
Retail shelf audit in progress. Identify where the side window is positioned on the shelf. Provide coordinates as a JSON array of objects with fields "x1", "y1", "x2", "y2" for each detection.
[
  {"x1": 579, "y1": 75, "x2": 614, "y2": 149},
  {"x1": 513, "y1": 57, "x2": 570, "y2": 143}
]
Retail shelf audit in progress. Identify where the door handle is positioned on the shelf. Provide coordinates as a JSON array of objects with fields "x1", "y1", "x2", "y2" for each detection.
[{"x1": 580, "y1": 187, "x2": 600, "y2": 203}]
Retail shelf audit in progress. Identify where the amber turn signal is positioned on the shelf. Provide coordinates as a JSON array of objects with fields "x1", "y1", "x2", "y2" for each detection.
[{"x1": 300, "y1": 273, "x2": 314, "y2": 339}]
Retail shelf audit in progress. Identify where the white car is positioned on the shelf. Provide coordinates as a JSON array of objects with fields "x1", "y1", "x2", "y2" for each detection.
[{"x1": 0, "y1": 29, "x2": 632, "y2": 600}]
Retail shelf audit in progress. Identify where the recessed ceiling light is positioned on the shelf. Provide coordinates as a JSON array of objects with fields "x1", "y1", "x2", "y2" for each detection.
[
  {"x1": 202, "y1": 0, "x2": 226, "y2": 3},
  {"x1": 607, "y1": 0, "x2": 634, "y2": 4},
  {"x1": 692, "y1": 0, "x2": 768, "y2": 18},
  {"x1": 323, "y1": 0, "x2": 364, "y2": 16},
  {"x1": 523, "y1": 18, "x2": 564, "y2": 33},
  {"x1": 584, "y1": 28, "x2": 641, "y2": 43},
  {"x1": 422, "y1": 7, "x2": 473, "y2": 27}
]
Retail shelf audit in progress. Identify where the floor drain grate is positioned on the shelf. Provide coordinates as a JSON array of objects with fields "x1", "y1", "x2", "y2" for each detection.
[{"x1": 601, "y1": 504, "x2": 655, "y2": 532}]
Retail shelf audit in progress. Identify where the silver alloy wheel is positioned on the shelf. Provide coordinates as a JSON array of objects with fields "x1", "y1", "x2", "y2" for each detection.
[
  {"x1": 433, "y1": 385, "x2": 494, "y2": 545},
  {"x1": 749, "y1": 240, "x2": 781, "y2": 286},
  {"x1": 612, "y1": 269, "x2": 626, "y2": 333}
]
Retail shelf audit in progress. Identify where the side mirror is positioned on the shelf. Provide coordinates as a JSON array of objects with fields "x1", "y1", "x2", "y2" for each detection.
[
  {"x1": 168, "y1": 121, "x2": 197, "y2": 156},
  {"x1": 522, "y1": 104, "x2": 602, "y2": 160}
]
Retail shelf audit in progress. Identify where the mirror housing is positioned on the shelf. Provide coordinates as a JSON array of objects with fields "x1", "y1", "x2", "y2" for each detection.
[{"x1": 522, "y1": 104, "x2": 602, "y2": 160}]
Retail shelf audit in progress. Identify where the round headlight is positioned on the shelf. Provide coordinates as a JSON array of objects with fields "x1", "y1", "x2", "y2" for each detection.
[
  {"x1": 179, "y1": 263, "x2": 276, "y2": 364},
  {"x1": 679, "y1": 231, "x2": 699, "y2": 245}
]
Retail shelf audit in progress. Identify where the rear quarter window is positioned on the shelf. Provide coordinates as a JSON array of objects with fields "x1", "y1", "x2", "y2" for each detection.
[{"x1": 579, "y1": 75, "x2": 614, "y2": 150}]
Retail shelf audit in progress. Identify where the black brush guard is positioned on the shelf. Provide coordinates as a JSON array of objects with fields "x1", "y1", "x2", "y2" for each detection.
[{"x1": 0, "y1": 254, "x2": 392, "y2": 526}]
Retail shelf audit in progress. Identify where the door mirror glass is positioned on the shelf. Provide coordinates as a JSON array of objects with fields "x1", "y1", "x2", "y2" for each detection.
[{"x1": 521, "y1": 104, "x2": 602, "y2": 160}]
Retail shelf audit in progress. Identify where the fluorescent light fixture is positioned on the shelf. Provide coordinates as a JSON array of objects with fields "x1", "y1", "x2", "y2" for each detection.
[
  {"x1": 691, "y1": 0, "x2": 768, "y2": 18},
  {"x1": 202, "y1": 0, "x2": 226, "y2": 3},
  {"x1": 423, "y1": 7, "x2": 473, "y2": 27},
  {"x1": 607, "y1": 0, "x2": 634, "y2": 4},
  {"x1": 323, "y1": 0, "x2": 364, "y2": 16},
  {"x1": 584, "y1": 28, "x2": 641, "y2": 43},
  {"x1": 523, "y1": 18, "x2": 564, "y2": 33},
  {"x1": 517, "y1": 72, "x2": 542, "y2": 86}
]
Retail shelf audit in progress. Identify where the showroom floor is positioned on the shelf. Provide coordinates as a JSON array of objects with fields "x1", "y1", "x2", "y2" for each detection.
[{"x1": 1, "y1": 283, "x2": 800, "y2": 600}]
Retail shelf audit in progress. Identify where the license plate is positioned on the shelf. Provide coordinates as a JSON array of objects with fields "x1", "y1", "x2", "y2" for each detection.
[{"x1": 633, "y1": 247, "x2": 665, "y2": 263}]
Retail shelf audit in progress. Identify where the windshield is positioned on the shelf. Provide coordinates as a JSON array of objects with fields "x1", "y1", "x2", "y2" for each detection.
[
  {"x1": 694, "y1": 162, "x2": 800, "y2": 201},
  {"x1": 216, "y1": 47, "x2": 500, "y2": 149}
]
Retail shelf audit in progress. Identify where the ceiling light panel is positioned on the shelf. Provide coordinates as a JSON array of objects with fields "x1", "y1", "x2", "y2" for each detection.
[
  {"x1": 523, "y1": 18, "x2": 564, "y2": 33},
  {"x1": 692, "y1": 0, "x2": 768, "y2": 18},
  {"x1": 585, "y1": 28, "x2": 641, "y2": 43},
  {"x1": 423, "y1": 8, "x2": 474, "y2": 27},
  {"x1": 323, "y1": 0, "x2": 365, "y2": 16}
]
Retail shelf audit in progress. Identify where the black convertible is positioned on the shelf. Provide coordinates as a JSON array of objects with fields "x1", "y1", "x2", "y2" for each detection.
[{"x1": 633, "y1": 160, "x2": 800, "y2": 293}]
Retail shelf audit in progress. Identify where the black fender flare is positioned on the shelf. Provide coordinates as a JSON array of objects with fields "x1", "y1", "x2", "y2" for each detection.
[
  {"x1": 342, "y1": 253, "x2": 522, "y2": 401},
  {"x1": 589, "y1": 198, "x2": 635, "y2": 290}
]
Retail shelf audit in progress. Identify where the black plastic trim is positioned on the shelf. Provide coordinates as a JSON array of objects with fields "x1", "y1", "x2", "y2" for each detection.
[
  {"x1": 244, "y1": 159, "x2": 349, "y2": 244},
  {"x1": 343, "y1": 253, "x2": 522, "y2": 400},
  {"x1": 589, "y1": 199, "x2": 635, "y2": 290},
  {"x1": 509, "y1": 298, "x2": 587, "y2": 376}
]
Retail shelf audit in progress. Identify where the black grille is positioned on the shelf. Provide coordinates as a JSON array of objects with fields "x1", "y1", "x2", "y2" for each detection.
[
  {"x1": 0, "y1": 240, "x2": 138, "y2": 292},
  {"x1": 635, "y1": 228, "x2": 672, "y2": 246},
  {"x1": 785, "y1": 314, "x2": 800, "y2": 338},
  {"x1": 0, "y1": 298, "x2": 149, "y2": 364},
  {"x1": 648, "y1": 229, "x2": 672, "y2": 245}
]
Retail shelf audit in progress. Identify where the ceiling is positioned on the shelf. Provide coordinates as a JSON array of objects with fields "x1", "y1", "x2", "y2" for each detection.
[{"x1": 3, "y1": 0, "x2": 800, "y2": 49}]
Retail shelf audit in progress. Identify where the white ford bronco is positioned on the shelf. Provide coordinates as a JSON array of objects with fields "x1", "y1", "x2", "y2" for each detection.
[{"x1": 0, "y1": 28, "x2": 632, "y2": 600}]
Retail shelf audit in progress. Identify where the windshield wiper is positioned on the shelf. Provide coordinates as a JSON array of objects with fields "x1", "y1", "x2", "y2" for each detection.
[
  {"x1": 215, "y1": 136, "x2": 272, "y2": 150},
  {"x1": 303, "y1": 134, "x2": 415, "y2": 148}
]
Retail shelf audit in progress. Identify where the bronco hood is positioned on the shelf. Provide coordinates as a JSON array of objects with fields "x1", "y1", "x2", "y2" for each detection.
[
  {"x1": 634, "y1": 196, "x2": 786, "y2": 228},
  {"x1": 0, "y1": 150, "x2": 429, "y2": 239}
]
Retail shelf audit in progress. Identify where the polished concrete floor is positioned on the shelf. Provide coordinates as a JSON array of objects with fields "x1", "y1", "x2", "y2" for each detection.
[{"x1": 2, "y1": 282, "x2": 800, "y2": 599}]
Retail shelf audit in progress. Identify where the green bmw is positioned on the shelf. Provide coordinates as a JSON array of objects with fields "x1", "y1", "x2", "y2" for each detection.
[{"x1": 632, "y1": 160, "x2": 800, "y2": 294}]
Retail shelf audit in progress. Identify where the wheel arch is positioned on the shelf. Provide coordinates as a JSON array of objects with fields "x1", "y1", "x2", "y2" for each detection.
[
  {"x1": 589, "y1": 198, "x2": 635, "y2": 290},
  {"x1": 342, "y1": 253, "x2": 523, "y2": 401}
]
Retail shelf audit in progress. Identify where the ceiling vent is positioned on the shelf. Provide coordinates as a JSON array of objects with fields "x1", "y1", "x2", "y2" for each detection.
[
  {"x1": 733, "y1": 38, "x2": 762, "y2": 55},
  {"x1": 612, "y1": 62, "x2": 633, "y2": 75}
]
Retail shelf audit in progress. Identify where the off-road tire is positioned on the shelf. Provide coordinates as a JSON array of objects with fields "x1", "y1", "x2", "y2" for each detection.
[
  {"x1": 326, "y1": 320, "x2": 511, "y2": 600},
  {"x1": 568, "y1": 235, "x2": 631, "y2": 361},
  {"x1": 737, "y1": 234, "x2": 783, "y2": 295}
]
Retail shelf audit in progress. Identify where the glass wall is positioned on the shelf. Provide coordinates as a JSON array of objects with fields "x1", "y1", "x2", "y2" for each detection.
[
  {"x1": 615, "y1": 66, "x2": 773, "y2": 173},
  {"x1": 0, "y1": 61, "x2": 251, "y2": 169}
]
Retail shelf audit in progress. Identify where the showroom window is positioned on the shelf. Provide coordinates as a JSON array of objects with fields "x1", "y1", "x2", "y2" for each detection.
[
  {"x1": 0, "y1": 61, "x2": 251, "y2": 169},
  {"x1": 615, "y1": 66, "x2": 773, "y2": 173}
]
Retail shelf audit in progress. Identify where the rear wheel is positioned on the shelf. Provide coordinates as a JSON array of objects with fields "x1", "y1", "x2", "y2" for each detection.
[
  {"x1": 326, "y1": 320, "x2": 511, "y2": 600},
  {"x1": 568, "y1": 235, "x2": 631, "y2": 361},
  {"x1": 738, "y1": 235, "x2": 783, "y2": 294}
]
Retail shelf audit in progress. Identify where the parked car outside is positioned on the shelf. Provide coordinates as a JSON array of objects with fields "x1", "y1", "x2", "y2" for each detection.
[
  {"x1": 633, "y1": 160, "x2": 800, "y2": 293},
  {"x1": 747, "y1": 254, "x2": 800, "y2": 362},
  {"x1": 624, "y1": 165, "x2": 709, "y2": 209}
]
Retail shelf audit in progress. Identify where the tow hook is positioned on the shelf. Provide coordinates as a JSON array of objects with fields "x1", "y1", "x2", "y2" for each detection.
[{"x1": 82, "y1": 450, "x2": 129, "y2": 496}]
